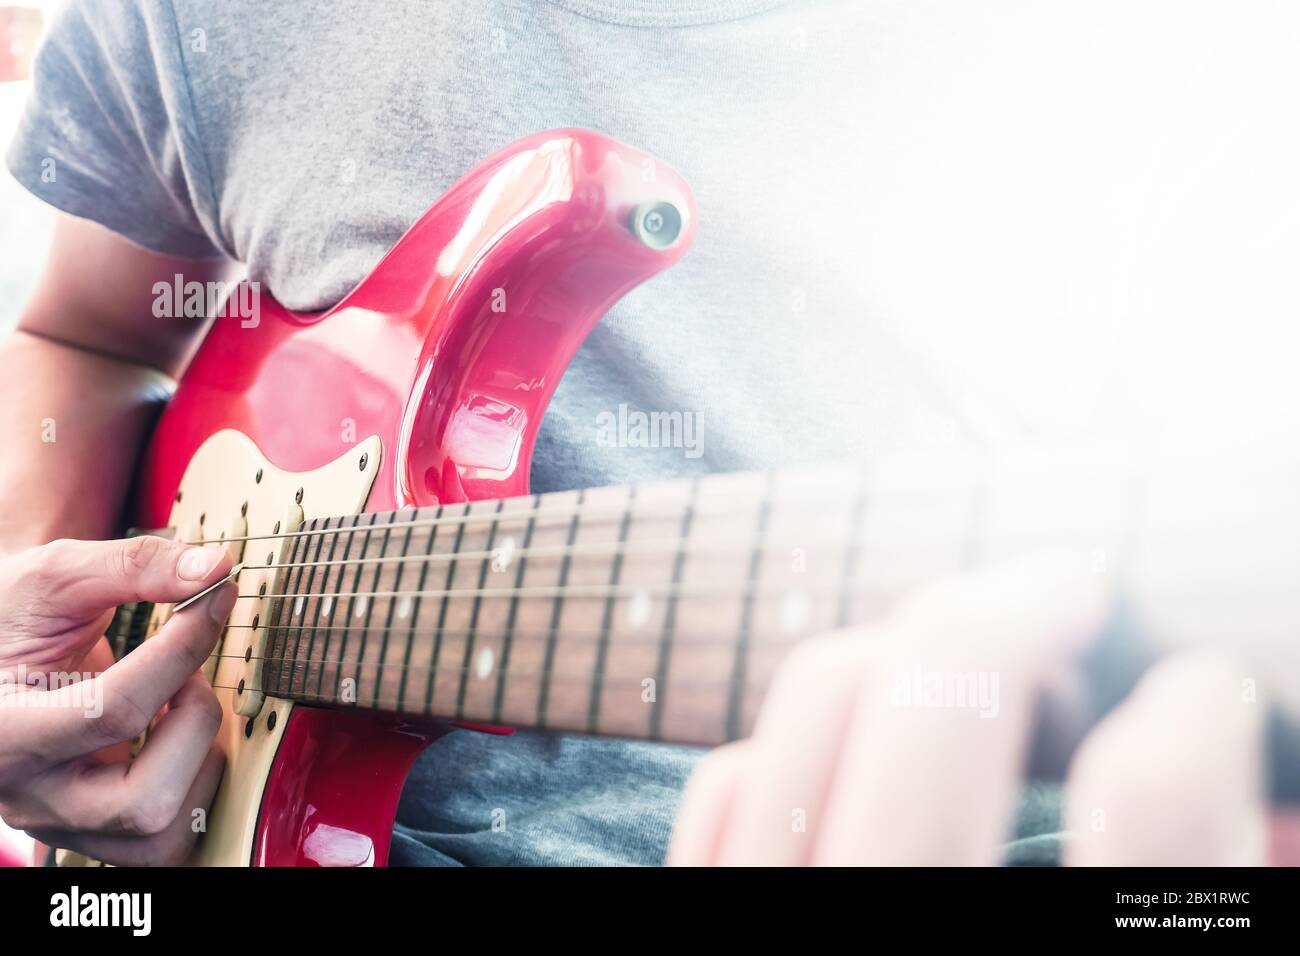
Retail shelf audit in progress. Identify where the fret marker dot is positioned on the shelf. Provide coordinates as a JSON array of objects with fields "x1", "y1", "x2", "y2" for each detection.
[
  {"x1": 490, "y1": 536, "x2": 516, "y2": 572},
  {"x1": 781, "y1": 590, "x2": 810, "y2": 634},
  {"x1": 321, "y1": 596, "x2": 334, "y2": 618},
  {"x1": 475, "y1": 647, "x2": 495, "y2": 680},
  {"x1": 353, "y1": 596, "x2": 368, "y2": 618},
  {"x1": 396, "y1": 595, "x2": 413, "y2": 620},
  {"x1": 293, "y1": 596, "x2": 305, "y2": 617},
  {"x1": 627, "y1": 590, "x2": 652, "y2": 629}
]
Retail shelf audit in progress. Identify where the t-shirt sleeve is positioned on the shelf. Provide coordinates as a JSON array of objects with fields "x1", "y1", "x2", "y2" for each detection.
[{"x1": 4, "y1": 0, "x2": 226, "y2": 259}]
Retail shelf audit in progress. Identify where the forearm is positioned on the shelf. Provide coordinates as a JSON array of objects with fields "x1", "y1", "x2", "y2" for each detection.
[{"x1": 0, "y1": 329, "x2": 172, "y2": 553}]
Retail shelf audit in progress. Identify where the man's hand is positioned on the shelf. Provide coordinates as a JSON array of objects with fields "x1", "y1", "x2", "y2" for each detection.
[
  {"x1": 0, "y1": 536, "x2": 234, "y2": 866},
  {"x1": 670, "y1": 558, "x2": 1281, "y2": 866}
]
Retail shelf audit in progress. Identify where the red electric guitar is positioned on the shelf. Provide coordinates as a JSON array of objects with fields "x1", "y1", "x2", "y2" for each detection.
[{"x1": 47, "y1": 129, "x2": 1300, "y2": 867}]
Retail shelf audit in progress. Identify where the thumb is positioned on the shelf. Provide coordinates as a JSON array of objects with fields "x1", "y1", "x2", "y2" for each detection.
[{"x1": 13, "y1": 536, "x2": 233, "y2": 618}]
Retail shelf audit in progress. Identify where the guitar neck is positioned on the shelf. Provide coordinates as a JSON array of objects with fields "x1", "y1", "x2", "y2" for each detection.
[{"x1": 255, "y1": 444, "x2": 1209, "y2": 746}]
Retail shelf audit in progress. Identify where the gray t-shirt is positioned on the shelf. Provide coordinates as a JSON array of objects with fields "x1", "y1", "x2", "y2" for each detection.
[
  {"x1": 10, "y1": 0, "x2": 1296, "y2": 865},
  {"x1": 11, "y1": 0, "x2": 947, "y2": 867}
]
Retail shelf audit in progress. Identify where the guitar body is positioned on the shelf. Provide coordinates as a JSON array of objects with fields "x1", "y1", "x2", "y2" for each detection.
[{"x1": 115, "y1": 130, "x2": 695, "y2": 866}]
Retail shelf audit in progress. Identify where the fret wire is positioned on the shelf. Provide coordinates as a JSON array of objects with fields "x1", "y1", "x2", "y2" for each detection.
[
  {"x1": 586, "y1": 485, "x2": 636, "y2": 733},
  {"x1": 294, "y1": 515, "x2": 333, "y2": 697},
  {"x1": 273, "y1": 515, "x2": 311, "y2": 695},
  {"x1": 491, "y1": 494, "x2": 543, "y2": 724},
  {"x1": 392, "y1": 504, "x2": 444, "y2": 712},
  {"x1": 298, "y1": 515, "x2": 336, "y2": 697},
  {"x1": 291, "y1": 516, "x2": 337, "y2": 698},
  {"x1": 356, "y1": 510, "x2": 395, "y2": 703},
  {"x1": 455, "y1": 499, "x2": 507, "y2": 720},
  {"x1": 425, "y1": 502, "x2": 468, "y2": 713},
  {"x1": 311, "y1": 513, "x2": 362, "y2": 699},
  {"x1": 283, "y1": 517, "x2": 313, "y2": 691},
  {"x1": 537, "y1": 488, "x2": 584, "y2": 729},
  {"x1": 323, "y1": 510, "x2": 379, "y2": 702},
  {"x1": 263, "y1": 516, "x2": 307, "y2": 694},
  {"x1": 261, "y1": 518, "x2": 293, "y2": 692},
  {"x1": 650, "y1": 476, "x2": 699, "y2": 741},
  {"x1": 311, "y1": 513, "x2": 354, "y2": 699},
  {"x1": 727, "y1": 473, "x2": 774, "y2": 740},
  {"x1": 386, "y1": 506, "x2": 422, "y2": 714},
  {"x1": 309, "y1": 512, "x2": 356, "y2": 697}
]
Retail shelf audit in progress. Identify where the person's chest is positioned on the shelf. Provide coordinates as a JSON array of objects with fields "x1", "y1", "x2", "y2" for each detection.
[{"x1": 175, "y1": 0, "x2": 1300, "y2": 467}]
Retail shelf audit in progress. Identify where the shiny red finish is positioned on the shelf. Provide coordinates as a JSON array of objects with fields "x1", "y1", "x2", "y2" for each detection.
[
  {"x1": 133, "y1": 130, "x2": 696, "y2": 865},
  {"x1": 252, "y1": 710, "x2": 442, "y2": 867}
]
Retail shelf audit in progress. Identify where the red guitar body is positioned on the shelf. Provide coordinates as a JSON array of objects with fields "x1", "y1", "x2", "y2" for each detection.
[{"x1": 131, "y1": 130, "x2": 696, "y2": 866}]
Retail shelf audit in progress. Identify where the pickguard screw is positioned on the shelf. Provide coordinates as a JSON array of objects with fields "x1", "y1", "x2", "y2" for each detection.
[
  {"x1": 255, "y1": 468, "x2": 264, "y2": 484},
  {"x1": 295, "y1": 488, "x2": 304, "y2": 504},
  {"x1": 175, "y1": 490, "x2": 183, "y2": 503},
  {"x1": 359, "y1": 453, "x2": 368, "y2": 471},
  {"x1": 267, "y1": 711, "x2": 278, "y2": 733}
]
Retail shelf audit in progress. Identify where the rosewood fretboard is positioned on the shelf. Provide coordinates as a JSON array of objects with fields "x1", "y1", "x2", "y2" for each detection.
[{"x1": 251, "y1": 452, "x2": 1154, "y2": 746}]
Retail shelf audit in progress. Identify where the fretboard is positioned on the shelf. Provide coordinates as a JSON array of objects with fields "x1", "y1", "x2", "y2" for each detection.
[{"x1": 254, "y1": 449, "x2": 1164, "y2": 746}]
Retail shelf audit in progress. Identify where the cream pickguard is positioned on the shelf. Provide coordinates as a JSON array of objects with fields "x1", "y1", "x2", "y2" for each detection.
[{"x1": 58, "y1": 430, "x2": 381, "y2": 867}]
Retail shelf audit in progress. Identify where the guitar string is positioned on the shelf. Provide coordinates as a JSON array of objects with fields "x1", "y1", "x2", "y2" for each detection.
[
  {"x1": 174, "y1": 510, "x2": 1082, "y2": 585},
  {"x1": 203, "y1": 586, "x2": 858, "y2": 691},
  {"x1": 215, "y1": 618, "x2": 846, "y2": 642},
  {"x1": 167, "y1": 450, "x2": 1160, "y2": 553},
  {"x1": 221, "y1": 644, "x2": 804, "y2": 683},
  {"x1": 168, "y1": 478, "x2": 870, "y2": 548},
  {"x1": 229, "y1": 580, "x2": 871, "y2": 602},
  {"x1": 171, "y1": 464, "x2": 1147, "y2": 714},
  {"x1": 229, "y1": 532, "x2": 856, "y2": 576},
  {"x1": 206, "y1": 623, "x2": 817, "y2": 663},
  {"x1": 206, "y1": 665, "x2": 781, "y2": 699}
]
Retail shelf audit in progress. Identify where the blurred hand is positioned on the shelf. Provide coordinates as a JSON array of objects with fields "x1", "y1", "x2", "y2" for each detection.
[
  {"x1": 0, "y1": 536, "x2": 233, "y2": 865},
  {"x1": 670, "y1": 558, "x2": 1286, "y2": 866}
]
